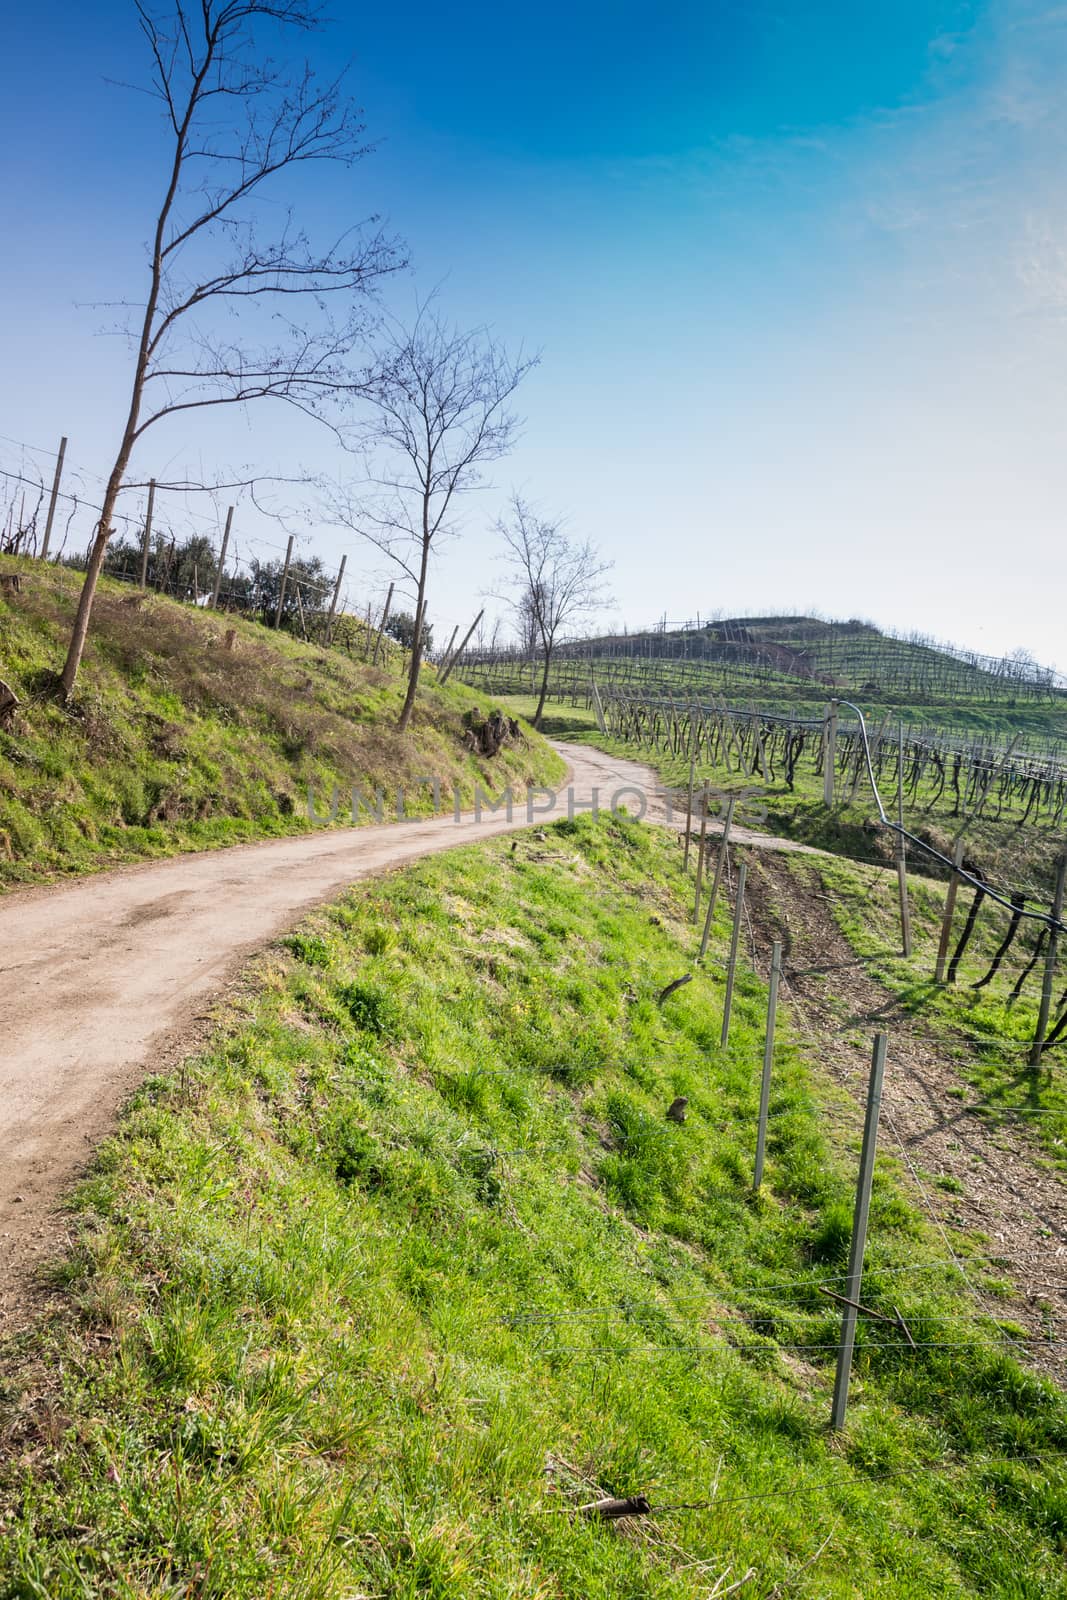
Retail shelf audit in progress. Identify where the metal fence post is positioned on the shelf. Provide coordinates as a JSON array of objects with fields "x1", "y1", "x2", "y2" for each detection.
[
  {"x1": 896, "y1": 722, "x2": 913, "y2": 957},
  {"x1": 699, "y1": 794, "x2": 737, "y2": 959},
  {"x1": 830, "y1": 1032, "x2": 888, "y2": 1431},
  {"x1": 1030, "y1": 854, "x2": 1067, "y2": 1068},
  {"x1": 753, "y1": 940, "x2": 782, "y2": 1191},
  {"x1": 693, "y1": 780, "x2": 710, "y2": 923},
  {"x1": 823, "y1": 699, "x2": 839, "y2": 808},
  {"x1": 720, "y1": 860, "x2": 747, "y2": 1048}
]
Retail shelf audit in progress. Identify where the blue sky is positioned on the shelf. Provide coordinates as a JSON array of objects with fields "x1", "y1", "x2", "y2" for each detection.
[{"x1": 1, "y1": 0, "x2": 1065, "y2": 664}]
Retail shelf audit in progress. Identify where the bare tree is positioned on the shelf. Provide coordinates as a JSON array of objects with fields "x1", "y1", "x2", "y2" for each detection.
[
  {"x1": 495, "y1": 495, "x2": 612, "y2": 729},
  {"x1": 329, "y1": 307, "x2": 536, "y2": 732},
  {"x1": 57, "y1": 0, "x2": 404, "y2": 698}
]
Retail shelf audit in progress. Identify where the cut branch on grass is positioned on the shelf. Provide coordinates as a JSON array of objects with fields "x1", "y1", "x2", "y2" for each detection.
[{"x1": 58, "y1": 0, "x2": 404, "y2": 698}]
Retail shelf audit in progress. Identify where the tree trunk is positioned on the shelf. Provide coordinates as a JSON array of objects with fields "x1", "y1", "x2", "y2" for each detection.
[
  {"x1": 533, "y1": 645, "x2": 552, "y2": 729},
  {"x1": 59, "y1": 467, "x2": 125, "y2": 698},
  {"x1": 397, "y1": 619, "x2": 424, "y2": 733},
  {"x1": 397, "y1": 525, "x2": 431, "y2": 734}
]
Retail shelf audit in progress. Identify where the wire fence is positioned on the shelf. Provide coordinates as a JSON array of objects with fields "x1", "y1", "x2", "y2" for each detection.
[{"x1": 0, "y1": 429, "x2": 479, "y2": 658}]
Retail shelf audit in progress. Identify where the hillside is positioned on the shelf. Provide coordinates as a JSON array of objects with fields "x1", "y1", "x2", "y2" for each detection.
[
  {"x1": 2, "y1": 817, "x2": 1065, "y2": 1596},
  {"x1": 0, "y1": 556, "x2": 564, "y2": 888},
  {"x1": 461, "y1": 614, "x2": 1067, "y2": 742}
]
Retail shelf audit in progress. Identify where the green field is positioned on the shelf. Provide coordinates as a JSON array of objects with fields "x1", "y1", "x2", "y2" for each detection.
[{"x1": 3, "y1": 818, "x2": 1066, "y2": 1597}]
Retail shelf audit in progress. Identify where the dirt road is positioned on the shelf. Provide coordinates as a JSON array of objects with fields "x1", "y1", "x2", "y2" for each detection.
[
  {"x1": 0, "y1": 738, "x2": 824, "y2": 1321},
  {"x1": 0, "y1": 745, "x2": 633, "y2": 1309}
]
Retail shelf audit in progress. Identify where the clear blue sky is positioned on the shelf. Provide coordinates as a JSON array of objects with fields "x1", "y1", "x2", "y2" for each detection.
[{"x1": 2, "y1": 0, "x2": 1065, "y2": 664}]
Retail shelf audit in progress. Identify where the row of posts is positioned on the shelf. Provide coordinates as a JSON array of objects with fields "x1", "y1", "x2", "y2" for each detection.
[
  {"x1": 684, "y1": 763, "x2": 888, "y2": 1431},
  {"x1": 31, "y1": 439, "x2": 487, "y2": 677},
  {"x1": 821, "y1": 699, "x2": 1063, "y2": 1068},
  {"x1": 31, "y1": 437, "x2": 365, "y2": 648}
]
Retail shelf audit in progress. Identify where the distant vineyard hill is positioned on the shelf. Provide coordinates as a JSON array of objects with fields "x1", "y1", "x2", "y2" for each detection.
[{"x1": 461, "y1": 614, "x2": 1067, "y2": 742}]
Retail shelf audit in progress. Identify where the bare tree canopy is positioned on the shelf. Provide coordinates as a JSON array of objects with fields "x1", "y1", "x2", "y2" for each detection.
[
  {"x1": 495, "y1": 494, "x2": 613, "y2": 729},
  {"x1": 58, "y1": 0, "x2": 405, "y2": 697},
  {"x1": 329, "y1": 306, "x2": 537, "y2": 731}
]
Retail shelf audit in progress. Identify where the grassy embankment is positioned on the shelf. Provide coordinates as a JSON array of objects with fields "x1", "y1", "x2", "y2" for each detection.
[
  {"x1": 0, "y1": 557, "x2": 563, "y2": 889},
  {"x1": 2, "y1": 817, "x2": 1065, "y2": 1597},
  {"x1": 495, "y1": 694, "x2": 1067, "y2": 1163}
]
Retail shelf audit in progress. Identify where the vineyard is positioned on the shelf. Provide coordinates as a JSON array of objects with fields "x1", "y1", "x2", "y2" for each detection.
[
  {"x1": 469, "y1": 629, "x2": 1067, "y2": 1073},
  {"x1": 460, "y1": 614, "x2": 1067, "y2": 738}
]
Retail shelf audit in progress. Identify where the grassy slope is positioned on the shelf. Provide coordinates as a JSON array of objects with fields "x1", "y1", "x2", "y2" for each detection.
[
  {"x1": 0, "y1": 558, "x2": 564, "y2": 888},
  {"x1": 3, "y1": 818, "x2": 1066, "y2": 1597}
]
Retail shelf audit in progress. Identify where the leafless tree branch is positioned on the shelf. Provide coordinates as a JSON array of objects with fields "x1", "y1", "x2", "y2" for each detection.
[
  {"x1": 327, "y1": 305, "x2": 537, "y2": 730},
  {"x1": 493, "y1": 493, "x2": 613, "y2": 728},
  {"x1": 59, "y1": 0, "x2": 405, "y2": 697}
]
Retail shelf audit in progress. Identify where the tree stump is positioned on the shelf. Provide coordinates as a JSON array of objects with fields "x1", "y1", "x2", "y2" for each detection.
[{"x1": 0, "y1": 678, "x2": 19, "y2": 728}]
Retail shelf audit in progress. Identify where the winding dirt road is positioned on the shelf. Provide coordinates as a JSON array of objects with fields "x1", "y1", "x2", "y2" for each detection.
[
  {"x1": 2, "y1": 733, "x2": 1063, "y2": 1392},
  {"x1": 0, "y1": 737, "x2": 828, "y2": 1324},
  {"x1": 0, "y1": 744, "x2": 654, "y2": 1315}
]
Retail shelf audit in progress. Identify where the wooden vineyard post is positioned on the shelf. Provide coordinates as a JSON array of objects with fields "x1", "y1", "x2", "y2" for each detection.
[
  {"x1": 322, "y1": 553, "x2": 347, "y2": 644},
  {"x1": 831, "y1": 1032, "x2": 888, "y2": 1432},
  {"x1": 372, "y1": 581, "x2": 395, "y2": 666},
  {"x1": 439, "y1": 624, "x2": 459, "y2": 676},
  {"x1": 273, "y1": 534, "x2": 294, "y2": 629},
  {"x1": 590, "y1": 672, "x2": 606, "y2": 734},
  {"x1": 1030, "y1": 853, "x2": 1067, "y2": 1068},
  {"x1": 138, "y1": 478, "x2": 156, "y2": 588},
  {"x1": 693, "y1": 781, "x2": 710, "y2": 923},
  {"x1": 823, "y1": 699, "x2": 839, "y2": 808},
  {"x1": 439, "y1": 610, "x2": 484, "y2": 687},
  {"x1": 699, "y1": 794, "x2": 737, "y2": 959},
  {"x1": 39, "y1": 435, "x2": 68, "y2": 562},
  {"x1": 896, "y1": 722, "x2": 913, "y2": 958},
  {"x1": 293, "y1": 579, "x2": 310, "y2": 639},
  {"x1": 753, "y1": 940, "x2": 782, "y2": 1191},
  {"x1": 934, "y1": 836, "x2": 966, "y2": 984},
  {"x1": 720, "y1": 860, "x2": 747, "y2": 1048},
  {"x1": 209, "y1": 505, "x2": 233, "y2": 610}
]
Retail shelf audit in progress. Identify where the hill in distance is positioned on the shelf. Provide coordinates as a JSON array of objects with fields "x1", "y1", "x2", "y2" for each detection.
[{"x1": 477, "y1": 613, "x2": 1067, "y2": 742}]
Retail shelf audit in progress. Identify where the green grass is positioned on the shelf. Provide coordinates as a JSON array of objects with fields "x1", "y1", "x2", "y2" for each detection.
[
  {"x1": 3, "y1": 818, "x2": 1065, "y2": 1597},
  {"x1": 0, "y1": 558, "x2": 564, "y2": 888}
]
